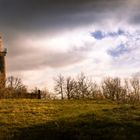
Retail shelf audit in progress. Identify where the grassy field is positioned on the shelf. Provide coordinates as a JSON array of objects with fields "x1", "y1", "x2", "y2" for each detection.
[{"x1": 0, "y1": 99, "x2": 140, "y2": 140}]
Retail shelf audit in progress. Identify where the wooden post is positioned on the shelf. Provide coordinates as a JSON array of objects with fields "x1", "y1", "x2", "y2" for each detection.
[{"x1": 38, "y1": 90, "x2": 41, "y2": 99}]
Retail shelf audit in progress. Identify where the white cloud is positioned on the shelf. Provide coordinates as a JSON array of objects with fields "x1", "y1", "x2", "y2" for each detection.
[{"x1": 6, "y1": 22, "x2": 140, "y2": 90}]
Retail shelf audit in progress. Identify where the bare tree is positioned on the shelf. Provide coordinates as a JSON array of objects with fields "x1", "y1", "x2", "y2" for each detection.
[
  {"x1": 6, "y1": 76, "x2": 24, "y2": 89},
  {"x1": 102, "y1": 77, "x2": 123, "y2": 101},
  {"x1": 6, "y1": 76, "x2": 27, "y2": 98},
  {"x1": 75, "y1": 73, "x2": 89, "y2": 98},
  {"x1": 55, "y1": 73, "x2": 102, "y2": 100},
  {"x1": 65, "y1": 76, "x2": 77, "y2": 99},
  {"x1": 88, "y1": 81, "x2": 101, "y2": 99},
  {"x1": 41, "y1": 88, "x2": 52, "y2": 99},
  {"x1": 130, "y1": 77, "x2": 140, "y2": 102},
  {"x1": 54, "y1": 74, "x2": 65, "y2": 99},
  {"x1": 65, "y1": 76, "x2": 73, "y2": 99}
]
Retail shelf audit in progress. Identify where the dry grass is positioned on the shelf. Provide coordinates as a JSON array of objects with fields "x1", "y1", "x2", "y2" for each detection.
[{"x1": 0, "y1": 99, "x2": 140, "y2": 140}]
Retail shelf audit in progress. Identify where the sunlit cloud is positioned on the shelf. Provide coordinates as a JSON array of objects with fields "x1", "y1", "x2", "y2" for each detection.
[{"x1": 0, "y1": 0, "x2": 139, "y2": 89}]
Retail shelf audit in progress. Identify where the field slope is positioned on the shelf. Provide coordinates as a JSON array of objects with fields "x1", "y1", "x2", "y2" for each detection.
[{"x1": 0, "y1": 99, "x2": 140, "y2": 140}]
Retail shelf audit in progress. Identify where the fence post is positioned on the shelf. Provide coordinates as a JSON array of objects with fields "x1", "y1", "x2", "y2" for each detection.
[{"x1": 38, "y1": 90, "x2": 41, "y2": 99}]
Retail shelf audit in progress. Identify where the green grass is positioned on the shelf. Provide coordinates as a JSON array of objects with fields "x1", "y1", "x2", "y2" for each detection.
[{"x1": 0, "y1": 99, "x2": 140, "y2": 140}]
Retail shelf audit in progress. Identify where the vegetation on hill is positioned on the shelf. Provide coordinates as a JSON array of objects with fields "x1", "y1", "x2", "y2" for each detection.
[
  {"x1": 0, "y1": 73, "x2": 140, "y2": 139},
  {"x1": 1, "y1": 73, "x2": 140, "y2": 104},
  {"x1": 0, "y1": 99, "x2": 140, "y2": 140}
]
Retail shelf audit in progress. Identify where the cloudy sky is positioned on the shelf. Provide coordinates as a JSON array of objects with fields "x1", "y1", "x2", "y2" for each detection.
[{"x1": 0, "y1": 0, "x2": 140, "y2": 89}]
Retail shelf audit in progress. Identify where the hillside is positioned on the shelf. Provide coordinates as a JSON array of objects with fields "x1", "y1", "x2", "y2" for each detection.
[{"x1": 0, "y1": 99, "x2": 140, "y2": 140}]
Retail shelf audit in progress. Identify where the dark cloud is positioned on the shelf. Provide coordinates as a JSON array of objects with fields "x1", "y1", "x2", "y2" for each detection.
[
  {"x1": 7, "y1": 44, "x2": 93, "y2": 72},
  {"x1": 0, "y1": 0, "x2": 139, "y2": 35},
  {"x1": 0, "y1": 0, "x2": 132, "y2": 33},
  {"x1": 0, "y1": 0, "x2": 140, "y2": 73},
  {"x1": 129, "y1": 15, "x2": 140, "y2": 25}
]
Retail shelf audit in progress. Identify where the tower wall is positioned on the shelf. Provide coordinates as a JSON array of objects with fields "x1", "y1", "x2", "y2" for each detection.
[{"x1": 0, "y1": 36, "x2": 7, "y2": 86}]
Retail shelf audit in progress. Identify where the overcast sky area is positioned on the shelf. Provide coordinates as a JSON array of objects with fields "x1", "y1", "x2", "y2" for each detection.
[{"x1": 0, "y1": 0, "x2": 140, "y2": 90}]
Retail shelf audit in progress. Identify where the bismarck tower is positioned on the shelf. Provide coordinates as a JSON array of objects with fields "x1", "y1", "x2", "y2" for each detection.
[{"x1": 0, "y1": 36, "x2": 7, "y2": 86}]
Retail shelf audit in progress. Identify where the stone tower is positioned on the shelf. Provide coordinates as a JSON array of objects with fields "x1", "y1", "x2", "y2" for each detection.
[{"x1": 0, "y1": 36, "x2": 7, "y2": 86}]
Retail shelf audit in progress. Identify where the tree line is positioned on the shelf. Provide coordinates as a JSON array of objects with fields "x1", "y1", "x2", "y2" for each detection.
[
  {"x1": 54, "y1": 73, "x2": 140, "y2": 103},
  {"x1": 0, "y1": 73, "x2": 140, "y2": 103}
]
